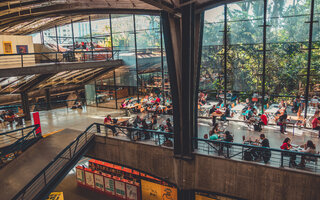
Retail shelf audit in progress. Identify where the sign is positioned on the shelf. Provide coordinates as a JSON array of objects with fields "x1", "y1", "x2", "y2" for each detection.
[
  {"x1": 115, "y1": 180, "x2": 126, "y2": 199},
  {"x1": 141, "y1": 180, "x2": 177, "y2": 200},
  {"x1": 104, "y1": 177, "x2": 115, "y2": 195},
  {"x1": 16, "y1": 45, "x2": 28, "y2": 54},
  {"x1": 32, "y1": 112, "x2": 42, "y2": 135},
  {"x1": 46, "y1": 192, "x2": 64, "y2": 200},
  {"x1": 76, "y1": 168, "x2": 85, "y2": 184},
  {"x1": 85, "y1": 171, "x2": 95, "y2": 188},
  {"x1": 126, "y1": 184, "x2": 138, "y2": 200},
  {"x1": 94, "y1": 173, "x2": 104, "y2": 191},
  {"x1": 3, "y1": 41, "x2": 12, "y2": 54}
]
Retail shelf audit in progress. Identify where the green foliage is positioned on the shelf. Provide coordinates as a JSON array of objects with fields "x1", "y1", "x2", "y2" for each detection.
[{"x1": 200, "y1": 0, "x2": 320, "y2": 96}]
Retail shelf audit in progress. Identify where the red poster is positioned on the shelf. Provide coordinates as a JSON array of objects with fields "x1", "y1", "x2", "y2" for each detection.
[{"x1": 32, "y1": 112, "x2": 42, "y2": 135}]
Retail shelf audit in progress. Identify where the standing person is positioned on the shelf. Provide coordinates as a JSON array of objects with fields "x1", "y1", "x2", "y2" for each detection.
[
  {"x1": 280, "y1": 138, "x2": 296, "y2": 167},
  {"x1": 278, "y1": 104, "x2": 287, "y2": 134},
  {"x1": 312, "y1": 117, "x2": 320, "y2": 137}
]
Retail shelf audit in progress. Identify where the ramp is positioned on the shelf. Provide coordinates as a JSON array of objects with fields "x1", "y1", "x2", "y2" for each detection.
[{"x1": 0, "y1": 128, "x2": 84, "y2": 200}]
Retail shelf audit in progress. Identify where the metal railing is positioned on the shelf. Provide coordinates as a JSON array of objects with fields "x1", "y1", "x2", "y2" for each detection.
[
  {"x1": 12, "y1": 122, "x2": 171, "y2": 199},
  {"x1": 0, "y1": 125, "x2": 40, "y2": 167},
  {"x1": 0, "y1": 50, "x2": 120, "y2": 68},
  {"x1": 99, "y1": 123, "x2": 174, "y2": 147},
  {"x1": 13, "y1": 123, "x2": 96, "y2": 200},
  {"x1": 194, "y1": 138, "x2": 320, "y2": 173}
]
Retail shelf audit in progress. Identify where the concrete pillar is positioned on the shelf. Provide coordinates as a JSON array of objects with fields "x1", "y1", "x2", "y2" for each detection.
[
  {"x1": 45, "y1": 88, "x2": 51, "y2": 110},
  {"x1": 21, "y1": 91, "x2": 31, "y2": 121}
]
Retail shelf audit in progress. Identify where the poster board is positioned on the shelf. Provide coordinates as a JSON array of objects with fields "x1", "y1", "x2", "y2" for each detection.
[
  {"x1": 104, "y1": 177, "x2": 115, "y2": 195},
  {"x1": 94, "y1": 173, "x2": 104, "y2": 191},
  {"x1": 76, "y1": 168, "x2": 85, "y2": 185},
  {"x1": 16, "y1": 45, "x2": 28, "y2": 54},
  {"x1": 85, "y1": 170, "x2": 95, "y2": 188},
  {"x1": 46, "y1": 192, "x2": 64, "y2": 200},
  {"x1": 3, "y1": 41, "x2": 12, "y2": 54},
  {"x1": 126, "y1": 183, "x2": 138, "y2": 200},
  {"x1": 115, "y1": 180, "x2": 126, "y2": 199},
  {"x1": 141, "y1": 180, "x2": 177, "y2": 200}
]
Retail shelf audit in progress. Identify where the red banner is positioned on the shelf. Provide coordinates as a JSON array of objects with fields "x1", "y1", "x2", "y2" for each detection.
[{"x1": 32, "y1": 112, "x2": 42, "y2": 135}]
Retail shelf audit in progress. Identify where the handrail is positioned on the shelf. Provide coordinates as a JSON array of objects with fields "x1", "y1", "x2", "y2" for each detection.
[
  {"x1": 0, "y1": 50, "x2": 116, "y2": 57},
  {"x1": 0, "y1": 124, "x2": 38, "y2": 136},
  {"x1": 194, "y1": 137, "x2": 320, "y2": 158},
  {"x1": 0, "y1": 125, "x2": 40, "y2": 168},
  {"x1": 12, "y1": 123, "x2": 96, "y2": 200},
  {"x1": 194, "y1": 137, "x2": 320, "y2": 172}
]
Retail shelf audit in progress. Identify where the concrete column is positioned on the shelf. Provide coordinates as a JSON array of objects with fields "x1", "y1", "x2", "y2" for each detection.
[
  {"x1": 21, "y1": 91, "x2": 31, "y2": 121},
  {"x1": 45, "y1": 88, "x2": 51, "y2": 110}
]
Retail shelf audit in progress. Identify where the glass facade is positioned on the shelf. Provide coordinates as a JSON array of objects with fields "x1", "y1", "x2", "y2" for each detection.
[
  {"x1": 31, "y1": 14, "x2": 169, "y2": 109},
  {"x1": 200, "y1": 0, "x2": 319, "y2": 123}
]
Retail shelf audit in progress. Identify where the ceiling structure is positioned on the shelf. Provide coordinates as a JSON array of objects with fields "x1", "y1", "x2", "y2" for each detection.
[
  {"x1": 0, "y1": 0, "x2": 233, "y2": 35},
  {"x1": 0, "y1": 66, "x2": 119, "y2": 95}
]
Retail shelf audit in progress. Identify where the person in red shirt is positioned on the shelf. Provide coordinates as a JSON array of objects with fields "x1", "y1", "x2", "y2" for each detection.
[
  {"x1": 260, "y1": 114, "x2": 268, "y2": 125},
  {"x1": 104, "y1": 115, "x2": 116, "y2": 135},
  {"x1": 312, "y1": 117, "x2": 320, "y2": 137},
  {"x1": 280, "y1": 137, "x2": 296, "y2": 167},
  {"x1": 155, "y1": 97, "x2": 161, "y2": 104},
  {"x1": 104, "y1": 115, "x2": 112, "y2": 124}
]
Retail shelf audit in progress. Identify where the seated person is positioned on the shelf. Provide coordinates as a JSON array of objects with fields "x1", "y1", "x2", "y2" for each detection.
[
  {"x1": 141, "y1": 119, "x2": 151, "y2": 139},
  {"x1": 212, "y1": 123, "x2": 222, "y2": 134},
  {"x1": 104, "y1": 115, "x2": 116, "y2": 134},
  {"x1": 245, "y1": 107, "x2": 254, "y2": 121},
  {"x1": 280, "y1": 137, "x2": 296, "y2": 167},
  {"x1": 155, "y1": 96, "x2": 161, "y2": 104},
  {"x1": 221, "y1": 104, "x2": 231, "y2": 121},
  {"x1": 151, "y1": 115, "x2": 158, "y2": 130},
  {"x1": 252, "y1": 134, "x2": 271, "y2": 163},
  {"x1": 298, "y1": 140, "x2": 317, "y2": 168},
  {"x1": 224, "y1": 131, "x2": 233, "y2": 143},
  {"x1": 219, "y1": 131, "x2": 233, "y2": 153},
  {"x1": 209, "y1": 105, "x2": 217, "y2": 115},
  {"x1": 209, "y1": 130, "x2": 219, "y2": 140},
  {"x1": 133, "y1": 115, "x2": 142, "y2": 128}
]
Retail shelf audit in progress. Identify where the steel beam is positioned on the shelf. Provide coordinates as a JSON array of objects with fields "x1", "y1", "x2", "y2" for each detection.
[
  {"x1": 161, "y1": 1, "x2": 201, "y2": 158},
  {"x1": 0, "y1": 60, "x2": 123, "y2": 77},
  {"x1": 21, "y1": 91, "x2": 31, "y2": 121},
  {"x1": 305, "y1": 0, "x2": 315, "y2": 119}
]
